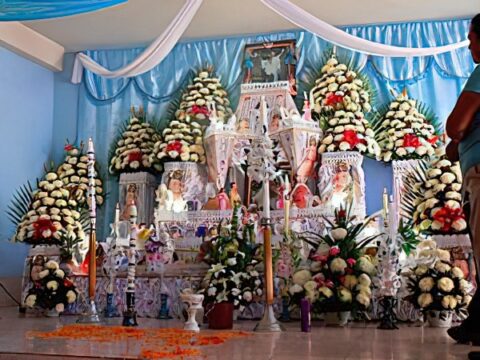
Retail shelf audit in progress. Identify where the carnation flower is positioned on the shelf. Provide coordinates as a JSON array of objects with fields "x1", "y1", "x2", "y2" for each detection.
[
  {"x1": 329, "y1": 246, "x2": 341, "y2": 257},
  {"x1": 437, "y1": 277, "x2": 454, "y2": 292}
]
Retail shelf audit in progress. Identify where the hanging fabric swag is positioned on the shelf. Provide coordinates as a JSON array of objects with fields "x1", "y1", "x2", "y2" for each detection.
[{"x1": 71, "y1": 0, "x2": 203, "y2": 83}]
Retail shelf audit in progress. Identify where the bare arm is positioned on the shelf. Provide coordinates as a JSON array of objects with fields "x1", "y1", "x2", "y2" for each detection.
[{"x1": 445, "y1": 91, "x2": 480, "y2": 141}]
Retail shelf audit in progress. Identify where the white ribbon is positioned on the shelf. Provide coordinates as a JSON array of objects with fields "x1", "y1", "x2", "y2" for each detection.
[
  {"x1": 260, "y1": 0, "x2": 469, "y2": 57},
  {"x1": 71, "y1": 0, "x2": 203, "y2": 83}
]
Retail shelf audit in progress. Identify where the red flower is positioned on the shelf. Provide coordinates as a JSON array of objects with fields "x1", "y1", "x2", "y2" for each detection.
[
  {"x1": 166, "y1": 140, "x2": 183, "y2": 154},
  {"x1": 432, "y1": 206, "x2": 465, "y2": 232},
  {"x1": 343, "y1": 130, "x2": 366, "y2": 149},
  {"x1": 325, "y1": 280, "x2": 334, "y2": 288},
  {"x1": 329, "y1": 246, "x2": 340, "y2": 257},
  {"x1": 427, "y1": 135, "x2": 439, "y2": 145},
  {"x1": 64, "y1": 144, "x2": 74, "y2": 151},
  {"x1": 311, "y1": 254, "x2": 328, "y2": 263},
  {"x1": 32, "y1": 219, "x2": 56, "y2": 240},
  {"x1": 338, "y1": 275, "x2": 346, "y2": 285},
  {"x1": 337, "y1": 209, "x2": 347, "y2": 219},
  {"x1": 64, "y1": 279, "x2": 74, "y2": 287},
  {"x1": 346, "y1": 258, "x2": 356, "y2": 267},
  {"x1": 128, "y1": 151, "x2": 142, "y2": 163},
  {"x1": 325, "y1": 93, "x2": 344, "y2": 106},
  {"x1": 189, "y1": 105, "x2": 210, "y2": 116},
  {"x1": 403, "y1": 133, "x2": 421, "y2": 148}
]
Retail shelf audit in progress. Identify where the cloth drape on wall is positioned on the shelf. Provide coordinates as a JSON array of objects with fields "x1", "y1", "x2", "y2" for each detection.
[{"x1": 74, "y1": 18, "x2": 474, "y2": 238}]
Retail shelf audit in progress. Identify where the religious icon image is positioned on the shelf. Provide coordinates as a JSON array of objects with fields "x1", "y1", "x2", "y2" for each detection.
[
  {"x1": 242, "y1": 40, "x2": 297, "y2": 96},
  {"x1": 319, "y1": 161, "x2": 362, "y2": 209},
  {"x1": 121, "y1": 183, "x2": 138, "y2": 220},
  {"x1": 296, "y1": 136, "x2": 318, "y2": 183},
  {"x1": 166, "y1": 169, "x2": 188, "y2": 213}
]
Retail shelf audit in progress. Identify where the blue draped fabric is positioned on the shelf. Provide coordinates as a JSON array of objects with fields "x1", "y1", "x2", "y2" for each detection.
[
  {"x1": 74, "y1": 18, "x2": 474, "y2": 238},
  {"x1": 0, "y1": 0, "x2": 126, "y2": 21}
]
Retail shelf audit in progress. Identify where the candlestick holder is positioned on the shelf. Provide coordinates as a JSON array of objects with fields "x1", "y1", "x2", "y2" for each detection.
[
  {"x1": 104, "y1": 292, "x2": 119, "y2": 318},
  {"x1": 77, "y1": 299, "x2": 102, "y2": 323},
  {"x1": 279, "y1": 296, "x2": 291, "y2": 322},
  {"x1": 180, "y1": 292, "x2": 204, "y2": 332},
  {"x1": 378, "y1": 296, "x2": 399, "y2": 330},
  {"x1": 122, "y1": 292, "x2": 138, "y2": 326},
  {"x1": 157, "y1": 293, "x2": 173, "y2": 319}
]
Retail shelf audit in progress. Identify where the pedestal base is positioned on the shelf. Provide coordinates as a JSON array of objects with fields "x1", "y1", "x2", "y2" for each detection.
[
  {"x1": 77, "y1": 300, "x2": 102, "y2": 324},
  {"x1": 254, "y1": 304, "x2": 284, "y2": 332},
  {"x1": 104, "y1": 293, "x2": 120, "y2": 318},
  {"x1": 377, "y1": 296, "x2": 399, "y2": 330},
  {"x1": 122, "y1": 310, "x2": 138, "y2": 327}
]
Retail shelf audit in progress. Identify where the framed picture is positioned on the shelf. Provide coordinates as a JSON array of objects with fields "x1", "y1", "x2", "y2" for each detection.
[{"x1": 243, "y1": 40, "x2": 297, "y2": 95}]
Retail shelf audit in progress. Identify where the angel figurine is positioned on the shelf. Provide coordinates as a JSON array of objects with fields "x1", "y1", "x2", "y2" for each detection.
[{"x1": 156, "y1": 183, "x2": 174, "y2": 211}]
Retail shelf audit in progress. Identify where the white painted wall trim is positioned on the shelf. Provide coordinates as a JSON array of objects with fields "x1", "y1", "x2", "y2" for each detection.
[{"x1": 0, "y1": 22, "x2": 64, "y2": 72}]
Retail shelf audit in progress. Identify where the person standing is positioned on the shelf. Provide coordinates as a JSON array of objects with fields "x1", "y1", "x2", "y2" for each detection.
[{"x1": 445, "y1": 14, "x2": 480, "y2": 347}]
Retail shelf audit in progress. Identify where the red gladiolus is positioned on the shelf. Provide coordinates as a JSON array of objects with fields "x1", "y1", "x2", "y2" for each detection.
[
  {"x1": 166, "y1": 140, "x2": 183, "y2": 154},
  {"x1": 128, "y1": 151, "x2": 142, "y2": 163},
  {"x1": 33, "y1": 219, "x2": 56, "y2": 240},
  {"x1": 190, "y1": 105, "x2": 210, "y2": 116},
  {"x1": 325, "y1": 93, "x2": 344, "y2": 106},
  {"x1": 329, "y1": 246, "x2": 340, "y2": 257},
  {"x1": 338, "y1": 209, "x2": 347, "y2": 219},
  {"x1": 64, "y1": 144, "x2": 73, "y2": 151},
  {"x1": 432, "y1": 206, "x2": 465, "y2": 232},
  {"x1": 403, "y1": 133, "x2": 421, "y2": 148}
]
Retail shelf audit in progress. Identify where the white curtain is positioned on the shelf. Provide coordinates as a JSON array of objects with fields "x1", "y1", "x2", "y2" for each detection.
[
  {"x1": 260, "y1": 0, "x2": 469, "y2": 57},
  {"x1": 71, "y1": 0, "x2": 203, "y2": 83}
]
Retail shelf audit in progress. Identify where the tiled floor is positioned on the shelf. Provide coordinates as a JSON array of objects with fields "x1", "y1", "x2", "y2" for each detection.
[{"x1": 0, "y1": 306, "x2": 476, "y2": 359}]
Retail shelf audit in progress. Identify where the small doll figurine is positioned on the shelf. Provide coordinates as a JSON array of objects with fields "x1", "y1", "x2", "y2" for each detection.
[
  {"x1": 122, "y1": 184, "x2": 138, "y2": 220},
  {"x1": 217, "y1": 188, "x2": 232, "y2": 210},
  {"x1": 291, "y1": 183, "x2": 311, "y2": 209},
  {"x1": 301, "y1": 91, "x2": 312, "y2": 122},
  {"x1": 30, "y1": 255, "x2": 46, "y2": 282},
  {"x1": 452, "y1": 247, "x2": 471, "y2": 280},
  {"x1": 229, "y1": 182, "x2": 242, "y2": 208}
]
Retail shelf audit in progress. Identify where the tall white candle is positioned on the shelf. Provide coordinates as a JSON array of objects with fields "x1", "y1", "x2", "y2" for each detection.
[{"x1": 115, "y1": 203, "x2": 120, "y2": 224}]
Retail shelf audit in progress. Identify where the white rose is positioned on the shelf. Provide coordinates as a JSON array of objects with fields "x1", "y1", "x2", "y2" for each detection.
[
  {"x1": 418, "y1": 293, "x2": 433, "y2": 308},
  {"x1": 243, "y1": 291, "x2": 253, "y2": 302},
  {"x1": 66, "y1": 290, "x2": 77, "y2": 304},
  {"x1": 207, "y1": 286, "x2": 217, "y2": 297},
  {"x1": 459, "y1": 279, "x2": 472, "y2": 293},
  {"x1": 330, "y1": 258, "x2": 348, "y2": 274},
  {"x1": 331, "y1": 227, "x2": 348, "y2": 241},
  {"x1": 395, "y1": 148, "x2": 407, "y2": 157},
  {"x1": 463, "y1": 295, "x2": 473, "y2": 305},
  {"x1": 419, "y1": 277, "x2": 435, "y2": 292},
  {"x1": 452, "y1": 218, "x2": 467, "y2": 232},
  {"x1": 55, "y1": 303, "x2": 65, "y2": 313},
  {"x1": 46, "y1": 281, "x2": 58, "y2": 291},
  {"x1": 434, "y1": 261, "x2": 451, "y2": 273},
  {"x1": 288, "y1": 284, "x2": 304, "y2": 295},
  {"x1": 357, "y1": 256, "x2": 376, "y2": 275},
  {"x1": 323, "y1": 135, "x2": 333, "y2": 145},
  {"x1": 45, "y1": 172, "x2": 58, "y2": 181},
  {"x1": 310, "y1": 261, "x2": 323, "y2": 273},
  {"x1": 415, "y1": 146, "x2": 427, "y2": 156},
  {"x1": 358, "y1": 273, "x2": 371, "y2": 287},
  {"x1": 437, "y1": 277, "x2": 454, "y2": 292},
  {"x1": 25, "y1": 294, "x2": 36, "y2": 308},
  {"x1": 231, "y1": 288, "x2": 241, "y2": 296},
  {"x1": 440, "y1": 173, "x2": 456, "y2": 184},
  {"x1": 338, "y1": 287, "x2": 352, "y2": 303},
  {"x1": 55, "y1": 269, "x2": 65, "y2": 279},
  {"x1": 304, "y1": 281, "x2": 317, "y2": 293},
  {"x1": 226, "y1": 258, "x2": 237, "y2": 266},
  {"x1": 414, "y1": 265, "x2": 429, "y2": 276},
  {"x1": 451, "y1": 267, "x2": 464, "y2": 279},
  {"x1": 436, "y1": 249, "x2": 451, "y2": 262},
  {"x1": 441, "y1": 295, "x2": 458, "y2": 310},
  {"x1": 383, "y1": 151, "x2": 392, "y2": 162},
  {"x1": 339, "y1": 141, "x2": 351, "y2": 151}
]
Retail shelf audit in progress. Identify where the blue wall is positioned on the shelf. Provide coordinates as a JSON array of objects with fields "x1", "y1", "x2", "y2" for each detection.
[{"x1": 0, "y1": 47, "x2": 54, "y2": 277}]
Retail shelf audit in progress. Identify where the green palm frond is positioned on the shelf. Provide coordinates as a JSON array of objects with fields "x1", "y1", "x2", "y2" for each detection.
[
  {"x1": 400, "y1": 159, "x2": 429, "y2": 220},
  {"x1": 6, "y1": 181, "x2": 35, "y2": 226}
]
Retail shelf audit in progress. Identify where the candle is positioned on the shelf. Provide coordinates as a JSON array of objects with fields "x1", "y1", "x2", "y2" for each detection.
[
  {"x1": 300, "y1": 298, "x2": 311, "y2": 332},
  {"x1": 263, "y1": 179, "x2": 270, "y2": 219},
  {"x1": 284, "y1": 175, "x2": 291, "y2": 235},
  {"x1": 382, "y1": 188, "x2": 389, "y2": 220},
  {"x1": 129, "y1": 201, "x2": 138, "y2": 223},
  {"x1": 115, "y1": 203, "x2": 120, "y2": 224}
]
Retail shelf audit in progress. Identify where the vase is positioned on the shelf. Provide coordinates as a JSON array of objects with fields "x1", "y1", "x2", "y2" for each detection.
[
  {"x1": 426, "y1": 310, "x2": 453, "y2": 328},
  {"x1": 45, "y1": 308, "x2": 59, "y2": 317},
  {"x1": 207, "y1": 302, "x2": 234, "y2": 329},
  {"x1": 324, "y1": 311, "x2": 350, "y2": 327}
]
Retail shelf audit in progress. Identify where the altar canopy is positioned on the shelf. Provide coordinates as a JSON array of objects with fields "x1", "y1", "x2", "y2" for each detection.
[
  {"x1": 73, "y1": 18, "x2": 474, "y2": 237},
  {"x1": 0, "y1": 0, "x2": 126, "y2": 21}
]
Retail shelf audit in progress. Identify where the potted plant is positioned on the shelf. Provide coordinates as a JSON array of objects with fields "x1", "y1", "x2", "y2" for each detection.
[
  {"x1": 404, "y1": 240, "x2": 472, "y2": 327},
  {"x1": 25, "y1": 257, "x2": 78, "y2": 317},
  {"x1": 290, "y1": 205, "x2": 380, "y2": 326},
  {"x1": 200, "y1": 208, "x2": 262, "y2": 329}
]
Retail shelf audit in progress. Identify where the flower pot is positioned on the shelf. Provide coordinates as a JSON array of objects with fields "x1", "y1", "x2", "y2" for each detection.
[
  {"x1": 207, "y1": 302, "x2": 234, "y2": 329},
  {"x1": 426, "y1": 310, "x2": 452, "y2": 328},
  {"x1": 324, "y1": 311, "x2": 350, "y2": 327}
]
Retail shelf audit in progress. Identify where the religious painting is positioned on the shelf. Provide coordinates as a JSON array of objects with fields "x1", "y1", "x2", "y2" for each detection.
[
  {"x1": 317, "y1": 152, "x2": 366, "y2": 218},
  {"x1": 243, "y1": 40, "x2": 297, "y2": 96}
]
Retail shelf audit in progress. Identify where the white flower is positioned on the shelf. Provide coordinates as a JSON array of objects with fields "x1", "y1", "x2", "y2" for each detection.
[
  {"x1": 436, "y1": 249, "x2": 451, "y2": 262},
  {"x1": 331, "y1": 228, "x2": 348, "y2": 241},
  {"x1": 66, "y1": 290, "x2": 77, "y2": 303},
  {"x1": 338, "y1": 287, "x2": 352, "y2": 303},
  {"x1": 231, "y1": 288, "x2": 241, "y2": 296},
  {"x1": 396, "y1": 148, "x2": 407, "y2": 157},
  {"x1": 358, "y1": 273, "x2": 371, "y2": 287},
  {"x1": 357, "y1": 256, "x2": 376, "y2": 275},
  {"x1": 441, "y1": 295, "x2": 458, "y2": 310},
  {"x1": 25, "y1": 294, "x2": 36, "y2": 308},
  {"x1": 288, "y1": 284, "x2": 304, "y2": 295},
  {"x1": 418, "y1": 293, "x2": 433, "y2": 308},
  {"x1": 344, "y1": 275, "x2": 358, "y2": 290},
  {"x1": 323, "y1": 135, "x2": 333, "y2": 145},
  {"x1": 434, "y1": 261, "x2": 451, "y2": 273},
  {"x1": 55, "y1": 303, "x2": 64, "y2": 313},
  {"x1": 356, "y1": 292, "x2": 371, "y2": 308},
  {"x1": 55, "y1": 269, "x2": 65, "y2": 279},
  {"x1": 330, "y1": 258, "x2": 348, "y2": 274},
  {"x1": 339, "y1": 141, "x2": 351, "y2": 151},
  {"x1": 46, "y1": 281, "x2": 58, "y2": 291},
  {"x1": 440, "y1": 173, "x2": 456, "y2": 184},
  {"x1": 437, "y1": 277, "x2": 454, "y2": 292},
  {"x1": 46, "y1": 172, "x2": 58, "y2": 181},
  {"x1": 451, "y1": 267, "x2": 464, "y2": 279},
  {"x1": 419, "y1": 277, "x2": 435, "y2": 292},
  {"x1": 414, "y1": 265, "x2": 429, "y2": 276},
  {"x1": 415, "y1": 146, "x2": 427, "y2": 156},
  {"x1": 207, "y1": 286, "x2": 217, "y2": 297},
  {"x1": 256, "y1": 288, "x2": 263, "y2": 296},
  {"x1": 226, "y1": 258, "x2": 237, "y2": 266},
  {"x1": 463, "y1": 295, "x2": 473, "y2": 305},
  {"x1": 304, "y1": 281, "x2": 317, "y2": 293},
  {"x1": 310, "y1": 261, "x2": 323, "y2": 272},
  {"x1": 319, "y1": 286, "x2": 333, "y2": 298},
  {"x1": 459, "y1": 279, "x2": 472, "y2": 293},
  {"x1": 46, "y1": 260, "x2": 59, "y2": 270},
  {"x1": 452, "y1": 218, "x2": 467, "y2": 232},
  {"x1": 292, "y1": 270, "x2": 312, "y2": 286}
]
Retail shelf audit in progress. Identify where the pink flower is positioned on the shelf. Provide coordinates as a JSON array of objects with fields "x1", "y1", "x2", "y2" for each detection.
[
  {"x1": 311, "y1": 254, "x2": 328, "y2": 263},
  {"x1": 346, "y1": 258, "x2": 356, "y2": 267},
  {"x1": 329, "y1": 246, "x2": 340, "y2": 257},
  {"x1": 325, "y1": 280, "x2": 334, "y2": 288}
]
